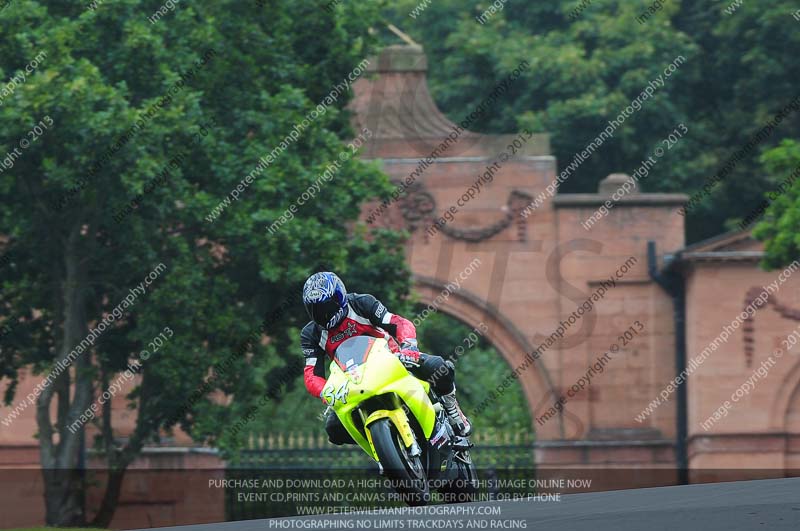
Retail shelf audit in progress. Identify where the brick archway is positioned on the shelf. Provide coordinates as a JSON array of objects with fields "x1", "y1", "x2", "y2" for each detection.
[
  {"x1": 414, "y1": 277, "x2": 565, "y2": 441},
  {"x1": 354, "y1": 44, "x2": 686, "y2": 470}
]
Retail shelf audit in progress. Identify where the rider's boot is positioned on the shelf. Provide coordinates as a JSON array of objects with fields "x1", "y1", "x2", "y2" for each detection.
[{"x1": 440, "y1": 388, "x2": 472, "y2": 437}]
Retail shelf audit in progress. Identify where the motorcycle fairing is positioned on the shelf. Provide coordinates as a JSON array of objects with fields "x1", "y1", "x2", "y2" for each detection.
[{"x1": 323, "y1": 337, "x2": 436, "y2": 460}]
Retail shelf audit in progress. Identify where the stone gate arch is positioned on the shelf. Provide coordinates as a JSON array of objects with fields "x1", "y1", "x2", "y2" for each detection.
[
  {"x1": 352, "y1": 44, "x2": 686, "y2": 470},
  {"x1": 414, "y1": 276, "x2": 565, "y2": 440}
]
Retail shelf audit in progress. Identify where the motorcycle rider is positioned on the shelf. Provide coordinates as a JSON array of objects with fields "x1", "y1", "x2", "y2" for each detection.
[{"x1": 300, "y1": 272, "x2": 472, "y2": 444}]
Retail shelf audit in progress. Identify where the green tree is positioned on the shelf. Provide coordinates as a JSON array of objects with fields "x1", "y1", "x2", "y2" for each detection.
[
  {"x1": 675, "y1": 0, "x2": 800, "y2": 242},
  {"x1": 753, "y1": 139, "x2": 800, "y2": 268},
  {"x1": 382, "y1": 0, "x2": 800, "y2": 243},
  {"x1": 383, "y1": 1, "x2": 698, "y2": 190},
  {"x1": 0, "y1": 0, "x2": 400, "y2": 526}
]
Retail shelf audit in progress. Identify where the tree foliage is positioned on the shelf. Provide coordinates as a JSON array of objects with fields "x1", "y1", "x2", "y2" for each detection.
[
  {"x1": 382, "y1": 0, "x2": 800, "y2": 243},
  {"x1": 0, "y1": 0, "x2": 399, "y2": 525},
  {"x1": 753, "y1": 139, "x2": 800, "y2": 268}
]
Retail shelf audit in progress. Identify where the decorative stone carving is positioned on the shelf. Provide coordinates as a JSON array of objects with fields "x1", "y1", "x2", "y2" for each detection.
[{"x1": 388, "y1": 178, "x2": 533, "y2": 242}]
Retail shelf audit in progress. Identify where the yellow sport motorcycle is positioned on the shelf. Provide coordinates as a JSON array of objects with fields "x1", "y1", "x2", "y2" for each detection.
[{"x1": 320, "y1": 336, "x2": 478, "y2": 505}]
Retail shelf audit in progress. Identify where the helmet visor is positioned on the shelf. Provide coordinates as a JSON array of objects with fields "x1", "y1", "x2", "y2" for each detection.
[{"x1": 308, "y1": 298, "x2": 345, "y2": 329}]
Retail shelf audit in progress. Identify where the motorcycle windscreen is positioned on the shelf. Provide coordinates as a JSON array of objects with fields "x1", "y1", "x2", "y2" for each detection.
[{"x1": 332, "y1": 336, "x2": 375, "y2": 372}]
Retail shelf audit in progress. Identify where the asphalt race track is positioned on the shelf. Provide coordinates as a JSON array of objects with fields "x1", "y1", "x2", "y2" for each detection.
[{"x1": 139, "y1": 478, "x2": 800, "y2": 531}]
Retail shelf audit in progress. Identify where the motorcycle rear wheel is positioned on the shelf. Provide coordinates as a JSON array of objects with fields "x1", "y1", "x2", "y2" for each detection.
[{"x1": 369, "y1": 418, "x2": 431, "y2": 506}]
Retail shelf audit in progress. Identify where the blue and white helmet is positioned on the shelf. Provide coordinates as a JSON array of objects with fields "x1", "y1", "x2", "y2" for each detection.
[{"x1": 303, "y1": 272, "x2": 348, "y2": 329}]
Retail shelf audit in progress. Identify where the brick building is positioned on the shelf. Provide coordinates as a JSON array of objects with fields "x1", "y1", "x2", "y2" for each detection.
[
  {"x1": 353, "y1": 45, "x2": 800, "y2": 480},
  {"x1": 1, "y1": 44, "x2": 799, "y2": 528}
]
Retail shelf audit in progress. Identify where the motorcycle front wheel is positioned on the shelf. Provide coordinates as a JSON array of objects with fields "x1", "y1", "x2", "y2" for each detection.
[
  {"x1": 440, "y1": 458, "x2": 478, "y2": 503},
  {"x1": 369, "y1": 418, "x2": 430, "y2": 506}
]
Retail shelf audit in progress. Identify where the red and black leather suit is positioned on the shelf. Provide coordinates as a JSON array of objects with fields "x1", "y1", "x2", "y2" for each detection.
[{"x1": 300, "y1": 293, "x2": 455, "y2": 445}]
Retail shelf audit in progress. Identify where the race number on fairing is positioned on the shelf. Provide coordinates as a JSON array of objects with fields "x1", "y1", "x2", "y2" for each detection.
[{"x1": 322, "y1": 380, "x2": 349, "y2": 406}]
